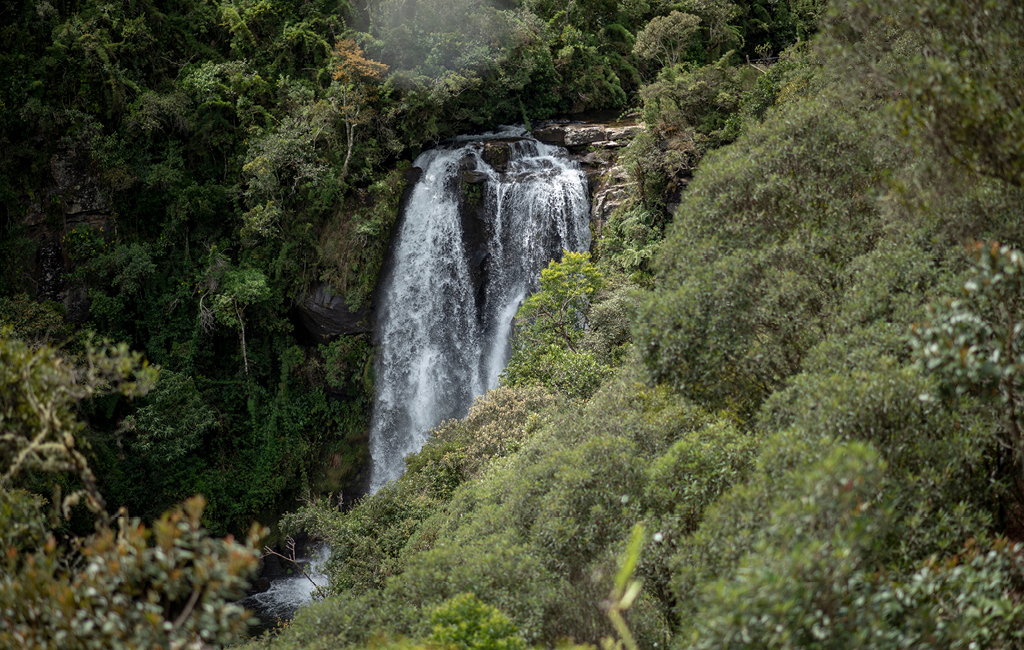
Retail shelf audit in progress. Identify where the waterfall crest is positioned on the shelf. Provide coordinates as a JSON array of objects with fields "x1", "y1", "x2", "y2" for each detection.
[{"x1": 368, "y1": 127, "x2": 590, "y2": 492}]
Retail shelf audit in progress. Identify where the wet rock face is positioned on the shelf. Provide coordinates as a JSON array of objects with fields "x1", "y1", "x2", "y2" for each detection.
[
  {"x1": 481, "y1": 140, "x2": 513, "y2": 172},
  {"x1": 51, "y1": 150, "x2": 110, "y2": 220},
  {"x1": 18, "y1": 149, "x2": 113, "y2": 313},
  {"x1": 298, "y1": 284, "x2": 373, "y2": 344},
  {"x1": 297, "y1": 166, "x2": 424, "y2": 345}
]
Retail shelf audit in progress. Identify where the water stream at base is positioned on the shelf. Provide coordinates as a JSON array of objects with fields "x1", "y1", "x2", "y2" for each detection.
[
  {"x1": 368, "y1": 127, "x2": 591, "y2": 492},
  {"x1": 243, "y1": 546, "x2": 329, "y2": 633}
]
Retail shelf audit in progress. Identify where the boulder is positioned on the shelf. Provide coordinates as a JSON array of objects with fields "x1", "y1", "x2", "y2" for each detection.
[
  {"x1": 298, "y1": 284, "x2": 372, "y2": 343},
  {"x1": 482, "y1": 141, "x2": 513, "y2": 172},
  {"x1": 462, "y1": 170, "x2": 489, "y2": 184},
  {"x1": 531, "y1": 124, "x2": 566, "y2": 145},
  {"x1": 606, "y1": 125, "x2": 645, "y2": 140},
  {"x1": 563, "y1": 125, "x2": 608, "y2": 146}
]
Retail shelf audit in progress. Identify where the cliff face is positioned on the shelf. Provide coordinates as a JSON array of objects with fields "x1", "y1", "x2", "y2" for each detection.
[
  {"x1": 21, "y1": 149, "x2": 112, "y2": 321},
  {"x1": 541, "y1": 118, "x2": 692, "y2": 238}
]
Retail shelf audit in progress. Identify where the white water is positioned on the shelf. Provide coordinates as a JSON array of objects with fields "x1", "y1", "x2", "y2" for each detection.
[
  {"x1": 368, "y1": 127, "x2": 591, "y2": 492},
  {"x1": 243, "y1": 545, "x2": 329, "y2": 624}
]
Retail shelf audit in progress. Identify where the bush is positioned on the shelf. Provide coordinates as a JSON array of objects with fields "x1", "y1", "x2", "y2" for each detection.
[
  {"x1": 640, "y1": 56, "x2": 745, "y2": 137},
  {"x1": 427, "y1": 386, "x2": 562, "y2": 481},
  {"x1": 0, "y1": 331, "x2": 264, "y2": 649},
  {"x1": 684, "y1": 442, "x2": 891, "y2": 650},
  {"x1": 283, "y1": 386, "x2": 562, "y2": 597},
  {"x1": 1, "y1": 493, "x2": 262, "y2": 650},
  {"x1": 637, "y1": 94, "x2": 888, "y2": 415},
  {"x1": 687, "y1": 445, "x2": 1024, "y2": 650},
  {"x1": 501, "y1": 345, "x2": 613, "y2": 401},
  {"x1": 368, "y1": 368, "x2": 743, "y2": 646}
]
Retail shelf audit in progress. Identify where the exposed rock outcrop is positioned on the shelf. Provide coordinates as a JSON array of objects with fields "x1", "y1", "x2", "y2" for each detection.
[
  {"x1": 533, "y1": 120, "x2": 645, "y2": 150},
  {"x1": 50, "y1": 150, "x2": 111, "y2": 222},
  {"x1": 19, "y1": 150, "x2": 113, "y2": 317},
  {"x1": 532, "y1": 115, "x2": 646, "y2": 232},
  {"x1": 591, "y1": 164, "x2": 632, "y2": 232},
  {"x1": 481, "y1": 140, "x2": 513, "y2": 172},
  {"x1": 298, "y1": 284, "x2": 373, "y2": 344}
]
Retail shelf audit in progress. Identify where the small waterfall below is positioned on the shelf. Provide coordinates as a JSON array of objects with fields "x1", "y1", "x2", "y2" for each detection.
[
  {"x1": 368, "y1": 127, "x2": 591, "y2": 492},
  {"x1": 243, "y1": 545, "x2": 329, "y2": 632}
]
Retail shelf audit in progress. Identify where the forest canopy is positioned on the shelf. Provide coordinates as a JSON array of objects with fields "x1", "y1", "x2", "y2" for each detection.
[{"x1": 3, "y1": 0, "x2": 1024, "y2": 647}]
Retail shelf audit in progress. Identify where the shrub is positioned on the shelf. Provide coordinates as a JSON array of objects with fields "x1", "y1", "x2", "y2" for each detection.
[
  {"x1": 687, "y1": 446, "x2": 1024, "y2": 650},
  {"x1": 501, "y1": 344, "x2": 613, "y2": 401},
  {"x1": 0, "y1": 330, "x2": 262, "y2": 649},
  {"x1": 0, "y1": 493, "x2": 262, "y2": 650},
  {"x1": 427, "y1": 593, "x2": 527, "y2": 650},
  {"x1": 428, "y1": 385, "x2": 562, "y2": 481},
  {"x1": 639, "y1": 56, "x2": 744, "y2": 137},
  {"x1": 637, "y1": 95, "x2": 887, "y2": 415}
]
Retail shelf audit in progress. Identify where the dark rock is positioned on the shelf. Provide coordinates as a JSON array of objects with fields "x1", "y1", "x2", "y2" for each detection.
[
  {"x1": 532, "y1": 125, "x2": 566, "y2": 145},
  {"x1": 62, "y1": 284, "x2": 91, "y2": 325},
  {"x1": 482, "y1": 141, "x2": 512, "y2": 172},
  {"x1": 458, "y1": 173, "x2": 491, "y2": 325},
  {"x1": 401, "y1": 166, "x2": 423, "y2": 208},
  {"x1": 20, "y1": 150, "x2": 114, "y2": 303},
  {"x1": 462, "y1": 170, "x2": 489, "y2": 184},
  {"x1": 249, "y1": 578, "x2": 271, "y2": 595},
  {"x1": 36, "y1": 233, "x2": 64, "y2": 303},
  {"x1": 51, "y1": 150, "x2": 110, "y2": 220},
  {"x1": 298, "y1": 284, "x2": 372, "y2": 344}
]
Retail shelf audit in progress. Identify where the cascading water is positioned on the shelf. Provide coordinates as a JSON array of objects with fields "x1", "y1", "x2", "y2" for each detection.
[
  {"x1": 242, "y1": 545, "x2": 329, "y2": 631},
  {"x1": 368, "y1": 127, "x2": 591, "y2": 492}
]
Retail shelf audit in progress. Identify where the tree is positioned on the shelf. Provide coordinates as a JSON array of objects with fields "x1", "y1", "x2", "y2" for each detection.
[
  {"x1": 198, "y1": 251, "x2": 271, "y2": 376},
  {"x1": 679, "y1": 0, "x2": 742, "y2": 59},
  {"x1": 633, "y1": 11, "x2": 701, "y2": 69},
  {"x1": 911, "y1": 242, "x2": 1024, "y2": 473},
  {"x1": 513, "y1": 250, "x2": 603, "y2": 353},
  {"x1": 501, "y1": 252, "x2": 610, "y2": 400},
  {"x1": 831, "y1": 0, "x2": 1024, "y2": 188},
  {"x1": 0, "y1": 328, "x2": 157, "y2": 522},
  {"x1": 0, "y1": 328, "x2": 264, "y2": 648},
  {"x1": 332, "y1": 38, "x2": 389, "y2": 180},
  {"x1": 427, "y1": 593, "x2": 527, "y2": 650},
  {"x1": 214, "y1": 267, "x2": 271, "y2": 376}
]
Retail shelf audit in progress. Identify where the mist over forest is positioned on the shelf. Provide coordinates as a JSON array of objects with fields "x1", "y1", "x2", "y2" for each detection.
[{"x1": 3, "y1": 0, "x2": 1024, "y2": 647}]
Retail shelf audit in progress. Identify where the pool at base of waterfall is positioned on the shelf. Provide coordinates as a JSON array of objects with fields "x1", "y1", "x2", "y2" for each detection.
[{"x1": 243, "y1": 545, "x2": 329, "y2": 636}]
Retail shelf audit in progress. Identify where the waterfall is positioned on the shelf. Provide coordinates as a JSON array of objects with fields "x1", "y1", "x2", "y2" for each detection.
[{"x1": 368, "y1": 127, "x2": 591, "y2": 492}]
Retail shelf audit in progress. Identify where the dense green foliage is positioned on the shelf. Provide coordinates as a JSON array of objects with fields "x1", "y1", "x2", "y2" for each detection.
[
  {"x1": 238, "y1": 1, "x2": 1024, "y2": 649},
  {"x1": 0, "y1": 0, "x2": 825, "y2": 540},
  {"x1": 0, "y1": 330, "x2": 264, "y2": 649},
  {"x1": 6, "y1": 0, "x2": 1024, "y2": 646}
]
